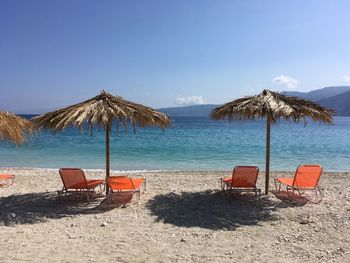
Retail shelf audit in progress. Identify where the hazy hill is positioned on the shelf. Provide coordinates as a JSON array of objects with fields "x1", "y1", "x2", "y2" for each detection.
[
  {"x1": 159, "y1": 86, "x2": 350, "y2": 117},
  {"x1": 282, "y1": 86, "x2": 350, "y2": 116},
  {"x1": 317, "y1": 90, "x2": 350, "y2": 116},
  {"x1": 158, "y1": 104, "x2": 219, "y2": 117},
  {"x1": 282, "y1": 86, "x2": 350, "y2": 101}
]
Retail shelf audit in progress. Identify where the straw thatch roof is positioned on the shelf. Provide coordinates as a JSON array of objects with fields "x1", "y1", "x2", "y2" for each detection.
[
  {"x1": 0, "y1": 112, "x2": 32, "y2": 144},
  {"x1": 32, "y1": 91, "x2": 171, "y2": 132},
  {"x1": 211, "y1": 89, "x2": 334, "y2": 124}
]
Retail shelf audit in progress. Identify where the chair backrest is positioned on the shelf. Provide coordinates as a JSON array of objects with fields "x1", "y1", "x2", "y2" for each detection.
[
  {"x1": 293, "y1": 164, "x2": 322, "y2": 188},
  {"x1": 231, "y1": 166, "x2": 259, "y2": 188},
  {"x1": 106, "y1": 176, "x2": 135, "y2": 191},
  {"x1": 59, "y1": 168, "x2": 88, "y2": 189}
]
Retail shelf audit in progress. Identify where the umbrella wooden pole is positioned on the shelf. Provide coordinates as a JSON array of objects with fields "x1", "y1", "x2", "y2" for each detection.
[
  {"x1": 265, "y1": 114, "x2": 271, "y2": 195},
  {"x1": 106, "y1": 126, "x2": 110, "y2": 194}
]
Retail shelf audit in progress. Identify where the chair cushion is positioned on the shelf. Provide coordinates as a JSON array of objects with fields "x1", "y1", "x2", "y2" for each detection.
[
  {"x1": 275, "y1": 177, "x2": 294, "y2": 186},
  {"x1": 107, "y1": 177, "x2": 145, "y2": 191},
  {"x1": 223, "y1": 177, "x2": 232, "y2": 184},
  {"x1": 131, "y1": 178, "x2": 145, "y2": 189},
  {"x1": 0, "y1": 174, "x2": 14, "y2": 180},
  {"x1": 222, "y1": 177, "x2": 256, "y2": 188},
  {"x1": 69, "y1": 179, "x2": 104, "y2": 190}
]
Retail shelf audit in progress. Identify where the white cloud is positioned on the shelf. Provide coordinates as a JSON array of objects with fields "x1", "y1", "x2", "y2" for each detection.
[
  {"x1": 175, "y1": 96, "x2": 205, "y2": 105},
  {"x1": 343, "y1": 75, "x2": 350, "y2": 82},
  {"x1": 272, "y1": 75, "x2": 299, "y2": 89}
]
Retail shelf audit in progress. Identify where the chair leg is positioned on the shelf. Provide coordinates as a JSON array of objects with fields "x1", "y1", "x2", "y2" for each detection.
[
  {"x1": 57, "y1": 190, "x2": 62, "y2": 203},
  {"x1": 274, "y1": 179, "x2": 278, "y2": 191},
  {"x1": 316, "y1": 187, "x2": 324, "y2": 199},
  {"x1": 98, "y1": 184, "x2": 103, "y2": 196},
  {"x1": 296, "y1": 188, "x2": 301, "y2": 196},
  {"x1": 108, "y1": 193, "x2": 112, "y2": 205},
  {"x1": 254, "y1": 189, "x2": 261, "y2": 200},
  {"x1": 274, "y1": 179, "x2": 282, "y2": 192},
  {"x1": 220, "y1": 179, "x2": 227, "y2": 191}
]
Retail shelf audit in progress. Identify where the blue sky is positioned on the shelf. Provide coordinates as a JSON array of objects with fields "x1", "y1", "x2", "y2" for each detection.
[{"x1": 1, "y1": 0, "x2": 350, "y2": 113}]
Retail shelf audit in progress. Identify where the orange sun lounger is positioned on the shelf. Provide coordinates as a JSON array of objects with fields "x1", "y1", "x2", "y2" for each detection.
[
  {"x1": 0, "y1": 174, "x2": 15, "y2": 188},
  {"x1": 58, "y1": 168, "x2": 104, "y2": 201},
  {"x1": 106, "y1": 176, "x2": 146, "y2": 202},
  {"x1": 274, "y1": 164, "x2": 323, "y2": 197},
  {"x1": 221, "y1": 166, "x2": 261, "y2": 197}
]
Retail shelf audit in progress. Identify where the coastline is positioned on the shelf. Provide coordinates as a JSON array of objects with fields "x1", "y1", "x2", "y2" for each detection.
[
  {"x1": 2, "y1": 166, "x2": 350, "y2": 174},
  {"x1": 0, "y1": 168, "x2": 349, "y2": 262}
]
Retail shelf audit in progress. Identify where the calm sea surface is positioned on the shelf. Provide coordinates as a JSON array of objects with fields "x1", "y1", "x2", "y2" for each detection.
[{"x1": 1, "y1": 116, "x2": 350, "y2": 172}]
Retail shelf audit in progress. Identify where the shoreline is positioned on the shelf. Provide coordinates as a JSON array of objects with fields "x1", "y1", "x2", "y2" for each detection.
[{"x1": 2, "y1": 166, "x2": 350, "y2": 174}]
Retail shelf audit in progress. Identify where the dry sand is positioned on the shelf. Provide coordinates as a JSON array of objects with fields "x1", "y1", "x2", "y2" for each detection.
[{"x1": 0, "y1": 168, "x2": 349, "y2": 263}]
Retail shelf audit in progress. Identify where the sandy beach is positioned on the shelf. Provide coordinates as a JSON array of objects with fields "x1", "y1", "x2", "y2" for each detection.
[{"x1": 0, "y1": 168, "x2": 349, "y2": 263}]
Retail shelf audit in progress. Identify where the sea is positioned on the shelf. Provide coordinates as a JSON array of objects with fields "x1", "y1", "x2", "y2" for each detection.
[{"x1": 1, "y1": 116, "x2": 350, "y2": 172}]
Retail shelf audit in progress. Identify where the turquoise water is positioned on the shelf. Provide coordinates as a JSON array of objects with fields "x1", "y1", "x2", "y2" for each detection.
[{"x1": 1, "y1": 116, "x2": 350, "y2": 171}]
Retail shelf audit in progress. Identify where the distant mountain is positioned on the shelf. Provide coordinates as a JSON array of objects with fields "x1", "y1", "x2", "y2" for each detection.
[
  {"x1": 282, "y1": 86, "x2": 350, "y2": 116},
  {"x1": 158, "y1": 104, "x2": 219, "y2": 117},
  {"x1": 282, "y1": 86, "x2": 350, "y2": 101},
  {"x1": 317, "y1": 91, "x2": 350, "y2": 116},
  {"x1": 159, "y1": 86, "x2": 350, "y2": 117}
]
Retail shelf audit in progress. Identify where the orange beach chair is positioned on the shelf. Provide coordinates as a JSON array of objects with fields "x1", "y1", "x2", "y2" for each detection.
[
  {"x1": 58, "y1": 168, "x2": 104, "y2": 201},
  {"x1": 221, "y1": 166, "x2": 261, "y2": 197},
  {"x1": 274, "y1": 164, "x2": 323, "y2": 197},
  {"x1": 0, "y1": 174, "x2": 15, "y2": 188},
  {"x1": 106, "y1": 176, "x2": 146, "y2": 203}
]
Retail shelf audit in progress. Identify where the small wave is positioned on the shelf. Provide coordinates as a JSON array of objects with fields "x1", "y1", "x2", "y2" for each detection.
[
  {"x1": 85, "y1": 168, "x2": 174, "y2": 174},
  {"x1": 0, "y1": 166, "x2": 176, "y2": 174}
]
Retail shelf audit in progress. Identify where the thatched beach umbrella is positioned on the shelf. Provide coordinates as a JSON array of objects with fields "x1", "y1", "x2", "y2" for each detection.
[
  {"x1": 211, "y1": 89, "x2": 333, "y2": 195},
  {"x1": 32, "y1": 91, "x2": 171, "y2": 192},
  {"x1": 0, "y1": 111, "x2": 32, "y2": 145}
]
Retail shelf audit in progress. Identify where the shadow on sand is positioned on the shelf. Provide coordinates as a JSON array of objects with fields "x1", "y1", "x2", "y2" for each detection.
[
  {"x1": 1, "y1": 189, "x2": 310, "y2": 228},
  {"x1": 146, "y1": 190, "x2": 309, "y2": 231},
  {"x1": 0, "y1": 191, "x2": 123, "y2": 226},
  {"x1": 271, "y1": 190, "x2": 321, "y2": 205}
]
